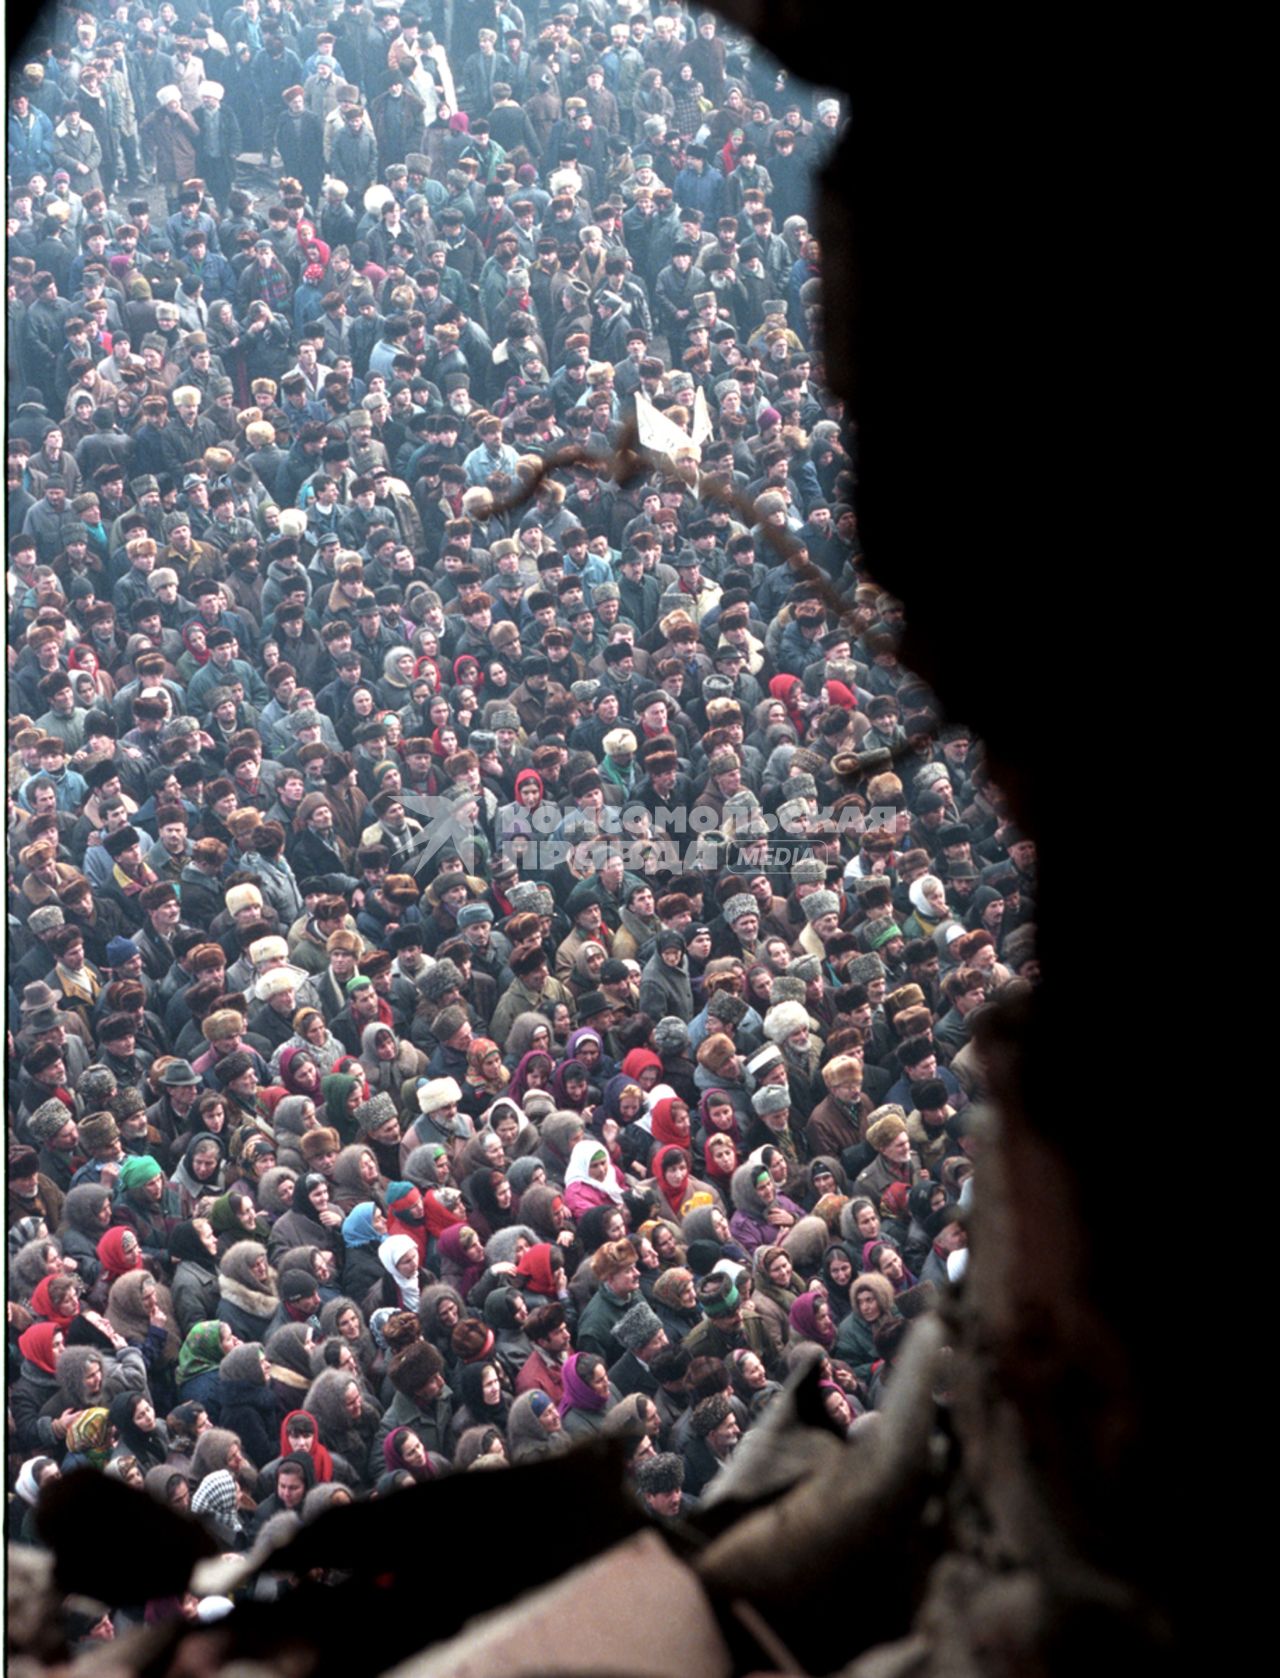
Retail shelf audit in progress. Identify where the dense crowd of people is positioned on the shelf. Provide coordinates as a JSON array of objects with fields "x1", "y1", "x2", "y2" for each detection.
[{"x1": 6, "y1": 0, "x2": 1038, "y2": 1642}]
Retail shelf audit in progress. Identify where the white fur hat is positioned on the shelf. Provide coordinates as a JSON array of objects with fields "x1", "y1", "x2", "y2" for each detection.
[
  {"x1": 763, "y1": 1000, "x2": 810, "y2": 1043},
  {"x1": 249, "y1": 935, "x2": 289, "y2": 967},
  {"x1": 417, "y1": 1077, "x2": 463, "y2": 1114},
  {"x1": 256, "y1": 968, "x2": 298, "y2": 1001},
  {"x1": 225, "y1": 883, "x2": 263, "y2": 916}
]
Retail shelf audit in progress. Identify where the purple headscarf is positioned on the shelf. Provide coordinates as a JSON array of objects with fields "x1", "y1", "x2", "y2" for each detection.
[{"x1": 558, "y1": 1352, "x2": 609, "y2": 1417}]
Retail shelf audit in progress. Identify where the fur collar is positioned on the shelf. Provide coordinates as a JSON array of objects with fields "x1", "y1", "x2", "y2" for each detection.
[{"x1": 218, "y1": 1273, "x2": 278, "y2": 1318}]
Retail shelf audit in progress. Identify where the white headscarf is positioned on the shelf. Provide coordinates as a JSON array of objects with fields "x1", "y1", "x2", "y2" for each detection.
[
  {"x1": 564, "y1": 1137, "x2": 624, "y2": 1203},
  {"x1": 378, "y1": 1234, "x2": 421, "y2": 1311}
]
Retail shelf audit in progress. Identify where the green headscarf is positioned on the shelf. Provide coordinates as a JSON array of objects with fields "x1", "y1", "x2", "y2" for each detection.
[
  {"x1": 322, "y1": 1074, "x2": 361, "y2": 1145},
  {"x1": 177, "y1": 1320, "x2": 227, "y2": 1386},
  {"x1": 65, "y1": 1406, "x2": 113, "y2": 1467},
  {"x1": 118, "y1": 1155, "x2": 163, "y2": 1194}
]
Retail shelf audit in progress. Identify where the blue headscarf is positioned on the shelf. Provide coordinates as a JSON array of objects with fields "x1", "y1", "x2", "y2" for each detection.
[{"x1": 342, "y1": 1203, "x2": 382, "y2": 1247}]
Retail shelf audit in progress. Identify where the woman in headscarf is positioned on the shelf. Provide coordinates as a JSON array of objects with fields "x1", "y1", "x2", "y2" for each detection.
[
  {"x1": 339, "y1": 1201, "x2": 388, "y2": 1300},
  {"x1": 450, "y1": 1360, "x2": 512, "y2": 1449},
  {"x1": 557, "y1": 1351, "x2": 617, "y2": 1439},
  {"x1": 650, "y1": 1267, "x2": 703, "y2": 1345},
  {"x1": 514, "y1": 1240, "x2": 568, "y2": 1302},
  {"x1": 507, "y1": 1048, "x2": 555, "y2": 1110},
  {"x1": 143, "y1": 1464, "x2": 191, "y2": 1513},
  {"x1": 269, "y1": 1173, "x2": 347, "y2": 1267},
  {"x1": 483, "y1": 1098, "x2": 540, "y2": 1166},
  {"x1": 563, "y1": 1138, "x2": 627, "y2": 1218},
  {"x1": 11, "y1": 1323, "x2": 65, "y2": 1454},
  {"x1": 436, "y1": 1223, "x2": 487, "y2": 1298},
  {"x1": 317, "y1": 1298, "x2": 378, "y2": 1384},
  {"x1": 177, "y1": 1320, "x2": 235, "y2": 1417},
  {"x1": 13, "y1": 1457, "x2": 61, "y2": 1545},
  {"x1": 461, "y1": 1167, "x2": 515, "y2": 1243},
  {"x1": 191, "y1": 1468, "x2": 249, "y2": 1550},
  {"x1": 108, "y1": 1267, "x2": 181, "y2": 1407},
  {"x1": 418, "y1": 1283, "x2": 466, "y2": 1362},
  {"x1": 567, "y1": 938, "x2": 609, "y2": 1002},
  {"x1": 374, "y1": 1234, "x2": 424, "y2": 1315},
  {"x1": 169, "y1": 1134, "x2": 227, "y2": 1218},
  {"x1": 646, "y1": 1144, "x2": 719, "y2": 1224},
  {"x1": 209, "y1": 1190, "x2": 271, "y2": 1257},
  {"x1": 276, "y1": 1408, "x2": 336, "y2": 1484},
  {"x1": 509, "y1": 1387, "x2": 570, "y2": 1462},
  {"x1": 788, "y1": 1290, "x2": 838, "y2": 1352},
  {"x1": 90, "y1": 1228, "x2": 145, "y2": 1303},
  {"x1": 216, "y1": 1242, "x2": 280, "y2": 1343},
  {"x1": 548, "y1": 1058, "x2": 594, "y2": 1114},
  {"x1": 833, "y1": 1269, "x2": 899, "y2": 1384},
  {"x1": 728, "y1": 1161, "x2": 804, "y2": 1256},
  {"x1": 638, "y1": 930, "x2": 695, "y2": 1023},
  {"x1": 29, "y1": 1272, "x2": 82, "y2": 1328},
  {"x1": 275, "y1": 1044, "x2": 325, "y2": 1099},
  {"x1": 303, "y1": 1368, "x2": 382, "y2": 1488},
  {"x1": 359, "y1": 1020, "x2": 425, "y2": 1099},
  {"x1": 107, "y1": 1390, "x2": 170, "y2": 1472},
  {"x1": 322, "y1": 1073, "x2": 364, "y2": 1150},
  {"x1": 271, "y1": 1096, "x2": 322, "y2": 1175},
  {"x1": 703, "y1": 1131, "x2": 739, "y2": 1206},
  {"x1": 381, "y1": 1425, "x2": 443, "y2": 1482},
  {"x1": 460, "y1": 1038, "x2": 510, "y2": 1119},
  {"x1": 63, "y1": 1407, "x2": 115, "y2": 1472},
  {"x1": 273, "y1": 1013, "x2": 346, "y2": 1083},
  {"x1": 819, "y1": 1242, "x2": 859, "y2": 1324},
  {"x1": 502, "y1": 1012, "x2": 556, "y2": 1071},
  {"x1": 862, "y1": 1240, "x2": 917, "y2": 1296},
  {"x1": 331, "y1": 1142, "x2": 384, "y2": 1215},
  {"x1": 217, "y1": 1343, "x2": 279, "y2": 1468},
  {"x1": 56, "y1": 1184, "x2": 114, "y2": 1287}
]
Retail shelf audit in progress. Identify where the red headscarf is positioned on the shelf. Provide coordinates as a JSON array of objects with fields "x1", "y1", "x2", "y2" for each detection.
[
  {"x1": 387, "y1": 1184, "x2": 428, "y2": 1263},
  {"x1": 649, "y1": 1097, "x2": 691, "y2": 1150},
  {"x1": 515, "y1": 1241, "x2": 560, "y2": 1297},
  {"x1": 19, "y1": 1321, "x2": 61, "y2": 1374},
  {"x1": 824, "y1": 680, "x2": 856, "y2": 710},
  {"x1": 621, "y1": 1048, "x2": 662, "y2": 1084},
  {"x1": 29, "y1": 1275, "x2": 76, "y2": 1322},
  {"x1": 769, "y1": 673, "x2": 806, "y2": 733},
  {"x1": 96, "y1": 1228, "x2": 142, "y2": 1285},
  {"x1": 651, "y1": 1144, "x2": 692, "y2": 1220},
  {"x1": 423, "y1": 1188, "x2": 468, "y2": 1240},
  {"x1": 513, "y1": 767, "x2": 543, "y2": 806},
  {"x1": 280, "y1": 1409, "x2": 334, "y2": 1482}
]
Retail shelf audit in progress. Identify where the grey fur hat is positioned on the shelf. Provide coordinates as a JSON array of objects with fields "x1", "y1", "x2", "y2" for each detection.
[
  {"x1": 752, "y1": 1083, "x2": 791, "y2": 1116},
  {"x1": 355, "y1": 1092, "x2": 398, "y2": 1134},
  {"x1": 802, "y1": 890, "x2": 840, "y2": 924},
  {"x1": 791, "y1": 856, "x2": 827, "y2": 885},
  {"x1": 789, "y1": 954, "x2": 822, "y2": 982},
  {"x1": 80, "y1": 1066, "x2": 118, "y2": 1106},
  {"x1": 722, "y1": 893, "x2": 757, "y2": 924},
  {"x1": 651, "y1": 1016, "x2": 690, "y2": 1055},
  {"x1": 846, "y1": 953, "x2": 886, "y2": 985},
  {"x1": 613, "y1": 1299, "x2": 663, "y2": 1354},
  {"x1": 422, "y1": 958, "x2": 464, "y2": 1001},
  {"x1": 707, "y1": 992, "x2": 748, "y2": 1027},
  {"x1": 769, "y1": 975, "x2": 807, "y2": 1004}
]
